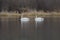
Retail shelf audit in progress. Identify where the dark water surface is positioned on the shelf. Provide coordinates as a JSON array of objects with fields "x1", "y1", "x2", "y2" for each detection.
[{"x1": 0, "y1": 17, "x2": 60, "y2": 40}]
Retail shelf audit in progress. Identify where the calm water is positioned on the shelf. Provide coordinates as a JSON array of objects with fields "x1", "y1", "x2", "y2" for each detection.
[{"x1": 0, "y1": 17, "x2": 60, "y2": 40}]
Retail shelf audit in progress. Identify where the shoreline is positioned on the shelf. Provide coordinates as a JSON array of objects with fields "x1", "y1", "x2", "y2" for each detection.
[{"x1": 0, "y1": 12, "x2": 60, "y2": 18}]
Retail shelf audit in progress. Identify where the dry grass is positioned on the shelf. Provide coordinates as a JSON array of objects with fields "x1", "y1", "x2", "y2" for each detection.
[{"x1": 0, "y1": 11, "x2": 60, "y2": 18}]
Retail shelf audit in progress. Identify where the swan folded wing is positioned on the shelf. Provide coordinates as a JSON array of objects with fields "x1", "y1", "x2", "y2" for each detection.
[
  {"x1": 35, "y1": 17, "x2": 44, "y2": 22},
  {"x1": 21, "y1": 18, "x2": 30, "y2": 21}
]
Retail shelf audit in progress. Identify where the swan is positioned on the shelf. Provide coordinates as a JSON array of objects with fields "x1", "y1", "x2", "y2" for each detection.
[
  {"x1": 35, "y1": 16, "x2": 44, "y2": 22},
  {"x1": 20, "y1": 14, "x2": 30, "y2": 22}
]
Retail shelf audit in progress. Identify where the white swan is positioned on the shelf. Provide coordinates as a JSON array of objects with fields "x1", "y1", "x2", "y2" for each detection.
[
  {"x1": 35, "y1": 16, "x2": 44, "y2": 22},
  {"x1": 20, "y1": 14, "x2": 30, "y2": 22}
]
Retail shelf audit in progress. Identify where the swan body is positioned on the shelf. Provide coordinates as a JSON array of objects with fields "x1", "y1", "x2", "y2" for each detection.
[{"x1": 21, "y1": 17, "x2": 30, "y2": 22}]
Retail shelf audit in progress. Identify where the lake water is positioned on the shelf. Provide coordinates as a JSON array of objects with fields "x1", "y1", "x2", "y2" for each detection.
[{"x1": 0, "y1": 17, "x2": 60, "y2": 40}]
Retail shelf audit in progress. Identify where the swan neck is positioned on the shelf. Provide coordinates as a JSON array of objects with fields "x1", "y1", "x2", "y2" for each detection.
[
  {"x1": 21, "y1": 14, "x2": 23, "y2": 18},
  {"x1": 36, "y1": 16, "x2": 37, "y2": 18}
]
